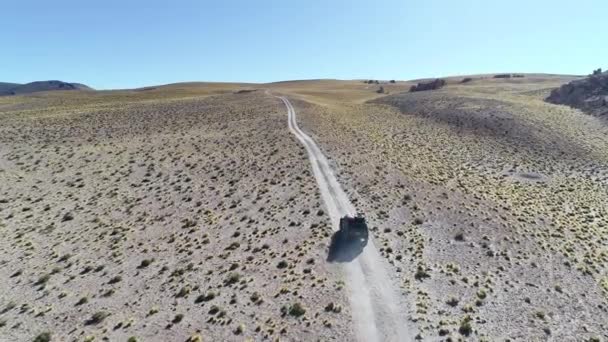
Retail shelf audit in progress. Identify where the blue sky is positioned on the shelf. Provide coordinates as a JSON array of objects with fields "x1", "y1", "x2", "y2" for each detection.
[{"x1": 2, "y1": 0, "x2": 606, "y2": 89}]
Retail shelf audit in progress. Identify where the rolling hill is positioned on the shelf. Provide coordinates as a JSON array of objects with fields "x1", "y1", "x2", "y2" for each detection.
[{"x1": 0, "y1": 80, "x2": 92, "y2": 96}]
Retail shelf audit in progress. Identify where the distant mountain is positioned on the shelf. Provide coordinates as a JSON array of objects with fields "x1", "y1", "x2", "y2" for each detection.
[
  {"x1": 0, "y1": 80, "x2": 93, "y2": 96},
  {"x1": 0, "y1": 82, "x2": 21, "y2": 94}
]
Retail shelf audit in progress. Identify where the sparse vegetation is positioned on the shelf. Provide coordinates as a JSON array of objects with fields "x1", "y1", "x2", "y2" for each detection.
[
  {"x1": 138, "y1": 259, "x2": 153, "y2": 268},
  {"x1": 33, "y1": 332, "x2": 51, "y2": 342},
  {"x1": 1, "y1": 76, "x2": 606, "y2": 341},
  {"x1": 287, "y1": 302, "x2": 306, "y2": 317},
  {"x1": 86, "y1": 311, "x2": 109, "y2": 325}
]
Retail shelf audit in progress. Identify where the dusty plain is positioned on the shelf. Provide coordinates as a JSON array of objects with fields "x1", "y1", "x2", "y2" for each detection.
[{"x1": 1, "y1": 74, "x2": 608, "y2": 341}]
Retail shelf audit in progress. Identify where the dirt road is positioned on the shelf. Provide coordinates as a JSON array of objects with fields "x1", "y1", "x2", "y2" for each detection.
[{"x1": 279, "y1": 96, "x2": 413, "y2": 342}]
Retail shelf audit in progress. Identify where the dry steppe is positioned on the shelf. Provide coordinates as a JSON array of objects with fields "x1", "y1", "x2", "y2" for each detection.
[
  {"x1": 1, "y1": 74, "x2": 607, "y2": 341},
  {"x1": 0, "y1": 86, "x2": 354, "y2": 342},
  {"x1": 273, "y1": 75, "x2": 608, "y2": 341}
]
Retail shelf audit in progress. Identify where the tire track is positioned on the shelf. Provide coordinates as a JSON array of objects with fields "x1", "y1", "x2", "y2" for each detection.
[{"x1": 278, "y1": 96, "x2": 412, "y2": 342}]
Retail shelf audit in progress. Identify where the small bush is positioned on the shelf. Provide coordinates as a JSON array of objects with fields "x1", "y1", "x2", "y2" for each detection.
[
  {"x1": 414, "y1": 266, "x2": 430, "y2": 280},
  {"x1": 288, "y1": 302, "x2": 306, "y2": 317},
  {"x1": 33, "y1": 332, "x2": 51, "y2": 342},
  {"x1": 225, "y1": 272, "x2": 241, "y2": 285},
  {"x1": 446, "y1": 297, "x2": 459, "y2": 307},
  {"x1": 76, "y1": 296, "x2": 88, "y2": 306},
  {"x1": 172, "y1": 314, "x2": 184, "y2": 323},
  {"x1": 138, "y1": 259, "x2": 153, "y2": 269},
  {"x1": 186, "y1": 334, "x2": 202, "y2": 342},
  {"x1": 108, "y1": 275, "x2": 122, "y2": 284},
  {"x1": 250, "y1": 292, "x2": 261, "y2": 303},
  {"x1": 195, "y1": 291, "x2": 216, "y2": 303},
  {"x1": 459, "y1": 316, "x2": 472, "y2": 336},
  {"x1": 61, "y1": 212, "x2": 74, "y2": 222},
  {"x1": 176, "y1": 285, "x2": 191, "y2": 298},
  {"x1": 86, "y1": 311, "x2": 109, "y2": 325},
  {"x1": 234, "y1": 323, "x2": 245, "y2": 335}
]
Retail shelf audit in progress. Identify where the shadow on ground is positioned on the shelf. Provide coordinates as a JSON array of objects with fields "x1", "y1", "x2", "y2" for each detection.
[{"x1": 327, "y1": 229, "x2": 368, "y2": 262}]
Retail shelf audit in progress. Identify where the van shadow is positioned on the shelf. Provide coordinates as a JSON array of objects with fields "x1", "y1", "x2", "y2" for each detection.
[{"x1": 326, "y1": 229, "x2": 369, "y2": 263}]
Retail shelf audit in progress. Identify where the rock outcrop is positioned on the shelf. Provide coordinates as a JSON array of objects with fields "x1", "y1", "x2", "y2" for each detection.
[
  {"x1": 410, "y1": 79, "x2": 446, "y2": 92},
  {"x1": 546, "y1": 70, "x2": 608, "y2": 118}
]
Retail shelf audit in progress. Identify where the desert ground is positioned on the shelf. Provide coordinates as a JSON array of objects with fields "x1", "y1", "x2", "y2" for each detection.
[
  {"x1": 0, "y1": 85, "x2": 355, "y2": 342},
  {"x1": 1, "y1": 75, "x2": 607, "y2": 341}
]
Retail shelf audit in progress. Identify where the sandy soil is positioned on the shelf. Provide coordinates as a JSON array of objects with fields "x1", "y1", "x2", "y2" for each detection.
[
  {"x1": 0, "y1": 89, "x2": 354, "y2": 341},
  {"x1": 1, "y1": 74, "x2": 607, "y2": 341},
  {"x1": 275, "y1": 75, "x2": 608, "y2": 341}
]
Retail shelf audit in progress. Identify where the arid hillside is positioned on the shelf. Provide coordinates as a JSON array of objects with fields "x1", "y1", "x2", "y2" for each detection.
[
  {"x1": 272, "y1": 74, "x2": 608, "y2": 341},
  {"x1": 1, "y1": 74, "x2": 607, "y2": 342},
  {"x1": 0, "y1": 86, "x2": 354, "y2": 341}
]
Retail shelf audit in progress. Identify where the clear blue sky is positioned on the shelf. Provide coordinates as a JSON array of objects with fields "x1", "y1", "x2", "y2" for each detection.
[{"x1": 2, "y1": 0, "x2": 606, "y2": 89}]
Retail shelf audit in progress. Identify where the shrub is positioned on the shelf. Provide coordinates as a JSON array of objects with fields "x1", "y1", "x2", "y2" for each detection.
[
  {"x1": 459, "y1": 316, "x2": 472, "y2": 336},
  {"x1": 176, "y1": 285, "x2": 191, "y2": 298},
  {"x1": 76, "y1": 296, "x2": 88, "y2": 306},
  {"x1": 446, "y1": 297, "x2": 459, "y2": 307},
  {"x1": 195, "y1": 291, "x2": 216, "y2": 303},
  {"x1": 186, "y1": 334, "x2": 202, "y2": 342},
  {"x1": 108, "y1": 275, "x2": 122, "y2": 284},
  {"x1": 234, "y1": 323, "x2": 245, "y2": 335},
  {"x1": 172, "y1": 314, "x2": 184, "y2": 323},
  {"x1": 33, "y1": 332, "x2": 51, "y2": 342},
  {"x1": 414, "y1": 266, "x2": 430, "y2": 280},
  {"x1": 138, "y1": 259, "x2": 153, "y2": 269},
  {"x1": 225, "y1": 272, "x2": 241, "y2": 285},
  {"x1": 35, "y1": 274, "x2": 51, "y2": 286},
  {"x1": 61, "y1": 212, "x2": 74, "y2": 222},
  {"x1": 86, "y1": 311, "x2": 109, "y2": 325},
  {"x1": 250, "y1": 292, "x2": 261, "y2": 303},
  {"x1": 288, "y1": 302, "x2": 306, "y2": 317}
]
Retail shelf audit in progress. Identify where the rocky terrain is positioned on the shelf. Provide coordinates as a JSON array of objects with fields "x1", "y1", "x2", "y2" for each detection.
[
  {"x1": 410, "y1": 79, "x2": 446, "y2": 92},
  {"x1": 547, "y1": 69, "x2": 608, "y2": 118}
]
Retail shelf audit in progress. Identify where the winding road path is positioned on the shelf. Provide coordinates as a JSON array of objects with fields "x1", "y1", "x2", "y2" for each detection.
[{"x1": 279, "y1": 96, "x2": 412, "y2": 342}]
